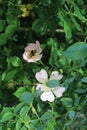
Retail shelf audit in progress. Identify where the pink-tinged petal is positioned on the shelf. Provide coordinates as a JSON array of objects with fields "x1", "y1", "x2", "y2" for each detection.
[
  {"x1": 25, "y1": 44, "x2": 36, "y2": 51},
  {"x1": 23, "y1": 41, "x2": 42, "y2": 63},
  {"x1": 53, "y1": 87, "x2": 65, "y2": 97},
  {"x1": 50, "y1": 71, "x2": 63, "y2": 80},
  {"x1": 36, "y1": 84, "x2": 44, "y2": 91},
  {"x1": 35, "y1": 41, "x2": 42, "y2": 53},
  {"x1": 40, "y1": 91, "x2": 55, "y2": 102},
  {"x1": 35, "y1": 69, "x2": 48, "y2": 83}
]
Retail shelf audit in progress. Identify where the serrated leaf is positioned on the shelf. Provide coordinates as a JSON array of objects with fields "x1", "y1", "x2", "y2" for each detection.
[
  {"x1": 5, "y1": 25, "x2": 17, "y2": 39},
  {"x1": 81, "y1": 77, "x2": 87, "y2": 83},
  {"x1": 68, "y1": 110, "x2": 75, "y2": 120},
  {"x1": 16, "y1": 119, "x2": 21, "y2": 130},
  {"x1": 64, "y1": 20, "x2": 72, "y2": 39},
  {"x1": 6, "y1": 12, "x2": 20, "y2": 25},
  {"x1": 41, "y1": 111, "x2": 52, "y2": 121},
  {"x1": 32, "y1": 19, "x2": 47, "y2": 35},
  {"x1": 0, "y1": 33, "x2": 7, "y2": 45},
  {"x1": 74, "y1": 4, "x2": 84, "y2": 20},
  {"x1": 14, "y1": 103, "x2": 24, "y2": 114},
  {"x1": 0, "y1": 20, "x2": 5, "y2": 32},
  {"x1": 0, "y1": 112, "x2": 14, "y2": 123},
  {"x1": 75, "y1": 89, "x2": 86, "y2": 93},
  {"x1": 65, "y1": 121, "x2": 73, "y2": 126},
  {"x1": 48, "y1": 38, "x2": 58, "y2": 65},
  {"x1": 29, "y1": 119, "x2": 38, "y2": 129},
  {"x1": 21, "y1": 126, "x2": 27, "y2": 130},
  {"x1": 70, "y1": 15, "x2": 81, "y2": 31},
  {"x1": 10, "y1": 56, "x2": 22, "y2": 67},
  {"x1": 14, "y1": 87, "x2": 26, "y2": 98},
  {"x1": 61, "y1": 97, "x2": 73, "y2": 108},
  {"x1": 19, "y1": 106, "x2": 30, "y2": 117},
  {"x1": 19, "y1": 92, "x2": 33, "y2": 105},
  {"x1": 5, "y1": 70, "x2": 17, "y2": 80},
  {"x1": 63, "y1": 42, "x2": 87, "y2": 60}
]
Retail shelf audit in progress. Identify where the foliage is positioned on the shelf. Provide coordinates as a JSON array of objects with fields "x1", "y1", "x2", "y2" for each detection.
[{"x1": 0, "y1": 0, "x2": 87, "y2": 130}]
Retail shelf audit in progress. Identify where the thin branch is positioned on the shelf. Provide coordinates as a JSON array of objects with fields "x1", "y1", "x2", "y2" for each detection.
[{"x1": 18, "y1": 27, "x2": 87, "y2": 36}]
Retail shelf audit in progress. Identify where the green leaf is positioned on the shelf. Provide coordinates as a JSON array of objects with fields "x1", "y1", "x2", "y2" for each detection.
[
  {"x1": 0, "y1": 33, "x2": 7, "y2": 45},
  {"x1": 63, "y1": 42, "x2": 87, "y2": 60},
  {"x1": 32, "y1": 19, "x2": 47, "y2": 35},
  {"x1": 48, "y1": 38, "x2": 58, "y2": 65},
  {"x1": 6, "y1": 11, "x2": 19, "y2": 25},
  {"x1": 14, "y1": 87, "x2": 26, "y2": 98},
  {"x1": 10, "y1": 56, "x2": 22, "y2": 67},
  {"x1": 0, "y1": 20, "x2": 5, "y2": 32},
  {"x1": 21, "y1": 126, "x2": 27, "y2": 130},
  {"x1": 42, "y1": 0, "x2": 52, "y2": 6},
  {"x1": 74, "y1": 4, "x2": 84, "y2": 20},
  {"x1": 5, "y1": 70, "x2": 17, "y2": 80},
  {"x1": 48, "y1": 18, "x2": 58, "y2": 34},
  {"x1": 41, "y1": 111, "x2": 52, "y2": 121},
  {"x1": 5, "y1": 25, "x2": 17, "y2": 39},
  {"x1": 61, "y1": 98, "x2": 73, "y2": 108},
  {"x1": 65, "y1": 121, "x2": 73, "y2": 126},
  {"x1": 64, "y1": 20, "x2": 72, "y2": 40},
  {"x1": 0, "y1": 126, "x2": 3, "y2": 130},
  {"x1": 0, "y1": 112, "x2": 14, "y2": 123},
  {"x1": 19, "y1": 106, "x2": 30, "y2": 117},
  {"x1": 75, "y1": 89, "x2": 86, "y2": 93},
  {"x1": 70, "y1": 15, "x2": 81, "y2": 31},
  {"x1": 29, "y1": 119, "x2": 38, "y2": 129},
  {"x1": 19, "y1": 92, "x2": 33, "y2": 105},
  {"x1": 68, "y1": 110, "x2": 75, "y2": 120},
  {"x1": 46, "y1": 80, "x2": 59, "y2": 88},
  {"x1": 16, "y1": 119, "x2": 21, "y2": 130},
  {"x1": 14, "y1": 103, "x2": 24, "y2": 114},
  {"x1": 23, "y1": 77, "x2": 31, "y2": 85},
  {"x1": 81, "y1": 77, "x2": 87, "y2": 83},
  {"x1": 17, "y1": 0, "x2": 22, "y2": 4}
]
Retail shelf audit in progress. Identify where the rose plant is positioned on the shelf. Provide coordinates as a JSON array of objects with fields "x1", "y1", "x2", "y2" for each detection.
[{"x1": 0, "y1": 0, "x2": 87, "y2": 130}]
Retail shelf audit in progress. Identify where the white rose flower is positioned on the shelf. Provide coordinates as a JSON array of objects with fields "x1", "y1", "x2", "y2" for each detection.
[{"x1": 35, "y1": 69, "x2": 65, "y2": 102}]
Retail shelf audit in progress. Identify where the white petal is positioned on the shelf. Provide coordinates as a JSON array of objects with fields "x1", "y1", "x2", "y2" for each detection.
[
  {"x1": 26, "y1": 58, "x2": 37, "y2": 63},
  {"x1": 23, "y1": 52, "x2": 27, "y2": 60},
  {"x1": 40, "y1": 91, "x2": 55, "y2": 102},
  {"x1": 53, "y1": 87, "x2": 65, "y2": 97},
  {"x1": 35, "y1": 54, "x2": 43, "y2": 61},
  {"x1": 50, "y1": 71, "x2": 63, "y2": 80},
  {"x1": 36, "y1": 84, "x2": 44, "y2": 91},
  {"x1": 35, "y1": 69, "x2": 48, "y2": 83},
  {"x1": 23, "y1": 52, "x2": 36, "y2": 63}
]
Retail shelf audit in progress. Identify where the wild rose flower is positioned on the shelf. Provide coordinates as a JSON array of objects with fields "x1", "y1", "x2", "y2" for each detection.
[
  {"x1": 23, "y1": 41, "x2": 42, "y2": 63},
  {"x1": 35, "y1": 69, "x2": 65, "y2": 102}
]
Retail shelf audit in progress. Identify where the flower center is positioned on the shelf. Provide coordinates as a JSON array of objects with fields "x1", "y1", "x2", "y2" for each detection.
[
  {"x1": 43, "y1": 81, "x2": 51, "y2": 91},
  {"x1": 29, "y1": 50, "x2": 37, "y2": 58}
]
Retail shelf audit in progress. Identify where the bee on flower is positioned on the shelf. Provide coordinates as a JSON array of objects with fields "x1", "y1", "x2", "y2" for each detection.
[
  {"x1": 23, "y1": 41, "x2": 42, "y2": 63},
  {"x1": 35, "y1": 69, "x2": 65, "y2": 102}
]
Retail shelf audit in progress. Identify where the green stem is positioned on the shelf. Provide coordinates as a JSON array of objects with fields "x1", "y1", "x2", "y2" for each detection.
[
  {"x1": 49, "y1": 102, "x2": 55, "y2": 115},
  {"x1": 39, "y1": 60, "x2": 45, "y2": 68},
  {"x1": 13, "y1": 113, "x2": 31, "y2": 130},
  {"x1": 31, "y1": 104, "x2": 42, "y2": 124}
]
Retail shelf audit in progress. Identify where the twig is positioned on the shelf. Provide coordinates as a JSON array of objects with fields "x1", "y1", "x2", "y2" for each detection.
[{"x1": 18, "y1": 27, "x2": 87, "y2": 36}]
